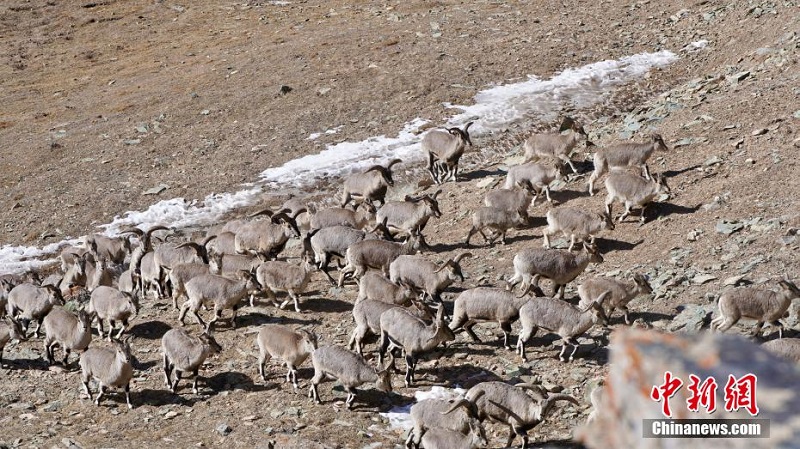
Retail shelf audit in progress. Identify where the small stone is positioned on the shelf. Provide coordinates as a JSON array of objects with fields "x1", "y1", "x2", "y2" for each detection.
[
  {"x1": 715, "y1": 220, "x2": 744, "y2": 235},
  {"x1": 751, "y1": 128, "x2": 768, "y2": 136},
  {"x1": 62, "y1": 438, "x2": 83, "y2": 449},
  {"x1": 317, "y1": 87, "x2": 331, "y2": 96},
  {"x1": 722, "y1": 275, "x2": 747, "y2": 286},
  {"x1": 686, "y1": 229, "x2": 702, "y2": 241},
  {"x1": 200, "y1": 109, "x2": 210, "y2": 115},
  {"x1": 278, "y1": 85, "x2": 292, "y2": 95},
  {"x1": 163, "y1": 411, "x2": 179, "y2": 420},
  {"x1": 216, "y1": 423, "x2": 232, "y2": 436},
  {"x1": 726, "y1": 71, "x2": 750, "y2": 83},
  {"x1": 123, "y1": 139, "x2": 141, "y2": 145},
  {"x1": 43, "y1": 401, "x2": 62, "y2": 412},
  {"x1": 692, "y1": 274, "x2": 717, "y2": 285},
  {"x1": 732, "y1": 138, "x2": 744, "y2": 148},
  {"x1": 745, "y1": 158, "x2": 755, "y2": 164},
  {"x1": 476, "y1": 177, "x2": 495, "y2": 189},
  {"x1": 703, "y1": 156, "x2": 722, "y2": 166},
  {"x1": 142, "y1": 184, "x2": 169, "y2": 196}
]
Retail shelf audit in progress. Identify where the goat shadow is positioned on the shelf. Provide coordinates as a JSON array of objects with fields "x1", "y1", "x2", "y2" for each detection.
[
  {"x1": 461, "y1": 168, "x2": 506, "y2": 182},
  {"x1": 236, "y1": 312, "x2": 318, "y2": 328},
  {"x1": 594, "y1": 237, "x2": 644, "y2": 253},
  {"x1": 652, "y1": 202, "x2": 703, "y2": 220},
  {"x1": 129, "y1": 320, "x2": 173, "y2": 340},
  {"x1": 433, "y1": 363, "x2": 507, "y2": 388},
  {"x1": 546, "y1": 188, "x2": 586, "y2": 206},
  {"x1": 206, "y1": 371, "x2": 272, "y2": 393},
  {"x1": 136, "y1": 388, "x2": 208, "y2": 407},
  {"x1": 663, "y1": 163, "x2": 702, "y2": 178}
]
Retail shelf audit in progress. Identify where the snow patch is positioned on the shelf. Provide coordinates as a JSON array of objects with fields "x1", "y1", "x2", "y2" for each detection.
[
  {"x1": 0, "y1": 50, "x2": 678, "y2": 275},
  {"x1": 380, "y1": 386, "x2": 467, "y2": 431}
]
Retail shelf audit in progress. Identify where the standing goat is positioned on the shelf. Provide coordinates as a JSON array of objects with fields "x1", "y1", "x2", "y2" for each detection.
[
  {"x1": 711, "y1": 279, "x2": 800, "y2": 338},
  {"x1": 0, "y1": 317, "x2": 26, "y2": 366},
  {"x1": 484, "y1": 181, "x2": 534, "y2": 220},
  {"x1": 450, "y1": 287, "x2": 531, "y2": 348},
  {"x1": 355, "y1": 272, "x2": 415, "y2": 305},
  {"x1": 542, "y1": 207, "x2": 615, "y2": 251},
  {"x1": 349, "y1": 299, "x2": 432, "y2": 355},
  {"x1": 604, "y1": 170, "x2": 670, "y2": 223},
  {"x1": 178, "y1": 271, "x2": 261, "y2": 331},
  {"x1": 588, "y1": 133, "x2": 669, "y2": 195},
  {"x1": 422, "y1": 122, "x2": 474, "y2": 184},
  {"x1": 6, "y1": 283, "x2": 64, "y2": 337},
  {"x1": 504, "y1": 162, "x2": 563, "y2": 205},
  {"x1": 255, "y1": 259, "x2": 313, "y2": 312},
  {"x1": 522, "y1": 117, "x2": 587, "y2": 174},
  {"x1": 377, "y1": 191, "x2": 442, "y2": 248},
  {"x1": 43, "y1": 307, "x2": 93, "y2": 366},
  {"x1": 338, "y1": 234, "x2": 420, "y2": 286},
  {"x1": 161, "y1": 328, "x2": 222, "y2": 394},
  {"x1": 517, "y1": 294, "x2": 609, "y2": 362},
  {"x1": 87, "y1": 286, "x2": 139, "y2": 340},
  {"x1": 309, "y1": 204, "x2": 377, "y2": 231},
  {"x1": 79, "y1": 337, "x2": 134, "y2": 408},
  {"x1": 577, "y1": 273, "x2": 653, "y2": 324},
  {"x1": 406, "y1": 393, "x2": 487, "y2": 449},
  {"x1": 256, "y1": 324, "x2": 318, "y2": 389},
  {"x1": 389, "y1": 253, "x2": 471, "y2": 303},
  {"x1": 234, "y1": 209, "x2": 302, "y2": 260},
  {"x1": 341, "y1": 159, "x2": 402, "y2": 207},
  {"x1": 465, "y1": 206, "x2": 526, "y2": 247},
  {"x1": 507, "y1": 243, "x2": 603, "y2": 299},
  {"x1": 308, "y1": 345, "x2": 393, "y2": 409},
  {"x1": 379, "y1": 305, "x2": 455, "y2": 386},
  {"x1": 303, "y1": 221, "x2": 393, "y2": 285},
  {"x1": 445, "y1": 381, "x2": 579, "y2": 449}
]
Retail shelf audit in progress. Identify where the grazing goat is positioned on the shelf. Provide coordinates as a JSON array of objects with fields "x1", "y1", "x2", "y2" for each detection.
[{"x1": 588, "y1": 133, "x2": 669, "y2": 195}]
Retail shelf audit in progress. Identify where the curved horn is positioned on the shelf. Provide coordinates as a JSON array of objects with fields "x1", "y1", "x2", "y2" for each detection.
[
  {"x1": 430, "y1": 189, "x2": 442, "y2": 200},
  {"x1": 144, "y1": 225, "x2": 170, "y2": 237},
  {"x1": 452, "y1": 252, "x2": 472, "y2": 264},
  {"x1": 175, "y1": 242, "x2": 206, "y2": 260},
  {"x1": 201, "y1": 234, "x2": 217, "y2": 248},
  {"x1": 365, "y1": 165, "x2": 389, "y2": 175},
  {"x1": 270, "y1": 212, "x2": 290, "y2": 224},
  {"x1": 541, "y1": 394, "x2": 581, "y2": 420},
  {"x1": 249, "y1": 208, "x2": 274, "y2": 218},
  {"x1": 463, "y1": 121, "x2": 473, "y2": 132},
  {"x1": 291, "y1": 208, "x2": 307, "y2": 219},
  {"x1": 386, "y1": 158, "x2": 402, "y2": 168},
  {"x1": 119, "y1": 227, "x2": 143, "y2": 236},
  {"x1": 514, "y1": 383, "x2": 548, "y2": 400}
]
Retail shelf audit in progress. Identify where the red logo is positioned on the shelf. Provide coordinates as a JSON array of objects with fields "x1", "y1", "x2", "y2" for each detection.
[
  {"x1": 686, "y1": 374, "x2": 718, "y2": 413},
  {"x1": 724, "y1": 374, "x2": 759, "y2": 416},
  {"x1": 650, "y1": 371, "x2": 683, "y2": 418},
  {"x1": 651, "y1": 373, "x2": 759, "y2": 418}
]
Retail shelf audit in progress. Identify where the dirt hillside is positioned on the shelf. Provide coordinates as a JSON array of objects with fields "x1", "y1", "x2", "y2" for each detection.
[{"x1": 0, "y1": 0, "x2": 798, "y2": 448}]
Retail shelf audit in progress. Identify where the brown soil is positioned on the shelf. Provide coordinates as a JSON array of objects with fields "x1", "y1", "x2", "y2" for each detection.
[{"x1": 1, "y1": 0, "x2": 799, "y2": 448}]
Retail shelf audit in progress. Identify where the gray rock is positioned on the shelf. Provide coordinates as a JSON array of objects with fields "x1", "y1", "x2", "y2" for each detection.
[
  {"x1": 715, "y1": 220, "x2": 744, "y2": 235},
  {"x1": 576, "y1": 329, "x2": 800, "y2": 448},
  {"x1": 216, "y1": 423, "x2": 232, "y2": 436},
  {"x1": 62, "y1": 438, "x2": 83, "y2": 449},
  {"x1": 142, "y1": 184, "x2": 169, "y2": 196},
  {"x1": 669, "y1": 304, "x2": 714, "y2": 333}
]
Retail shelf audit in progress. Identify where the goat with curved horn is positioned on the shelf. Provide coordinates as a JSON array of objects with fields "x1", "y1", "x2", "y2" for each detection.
[
  {"x1": 341, "y1": 159, "x2": 403, "y2": 208},
  {"x1": 423, "y1": 122, "x2": 474, "y2": 184}
]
